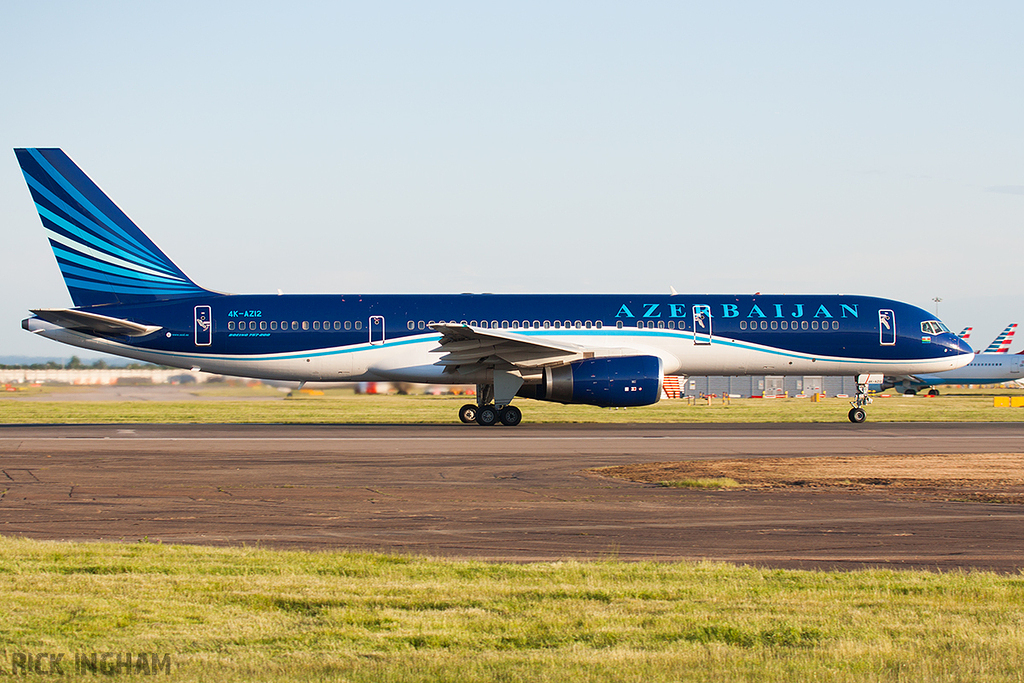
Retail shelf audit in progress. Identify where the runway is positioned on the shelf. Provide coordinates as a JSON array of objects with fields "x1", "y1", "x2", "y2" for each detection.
[{"x1": 1, "y1": 422, "x2": 1022, "y2": 571}]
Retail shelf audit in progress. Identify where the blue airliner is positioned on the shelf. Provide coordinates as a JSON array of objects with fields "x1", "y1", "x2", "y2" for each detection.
[{"x1": 15, "y1": 148, "x2": 974, "y2": 424}]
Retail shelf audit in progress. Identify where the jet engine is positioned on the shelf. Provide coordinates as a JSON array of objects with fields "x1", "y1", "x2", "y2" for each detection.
[{"x1": 517, "y1": 356, "x2": 663, "y2": 407}]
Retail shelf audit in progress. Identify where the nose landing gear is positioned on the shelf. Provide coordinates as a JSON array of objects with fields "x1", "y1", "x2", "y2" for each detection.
[{"x1": 848, "y1": 377, "x2": 872, "y2": 423}]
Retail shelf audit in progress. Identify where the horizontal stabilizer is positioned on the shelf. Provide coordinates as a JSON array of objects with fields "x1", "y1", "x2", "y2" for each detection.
[{"x1": 30, "y1": 308, "x2": 162, "y2": 338}]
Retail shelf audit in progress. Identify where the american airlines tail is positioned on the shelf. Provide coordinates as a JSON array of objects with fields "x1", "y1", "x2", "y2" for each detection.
[
  {"x1": 14, "y1": 148, "x2": 212, "y2": 307},
  {"x1": 957, "y1": 326, "x2": 973, "y2": 341},
  {"x1": 982, "y1": 323, "x2": 1017, "y2": 354}
]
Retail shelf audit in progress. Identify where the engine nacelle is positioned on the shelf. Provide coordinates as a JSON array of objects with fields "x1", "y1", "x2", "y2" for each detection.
[{"x1": 517, "y1": 356, "x2": 663, "y2": 408}]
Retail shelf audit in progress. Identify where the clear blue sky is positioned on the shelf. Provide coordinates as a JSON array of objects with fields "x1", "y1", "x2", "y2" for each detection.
[{"x1": 2, "y1": 2, "x2": 1022, "y2": 358}]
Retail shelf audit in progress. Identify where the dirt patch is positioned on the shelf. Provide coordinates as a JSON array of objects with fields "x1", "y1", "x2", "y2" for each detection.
[{"x1": 593, "y1": 453, "x2": 1024, "y2": 504}]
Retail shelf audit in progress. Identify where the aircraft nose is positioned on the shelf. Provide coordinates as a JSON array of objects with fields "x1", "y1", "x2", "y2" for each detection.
[{"x1": 952, "y1": 336, "x2": 974, "y2": 356}]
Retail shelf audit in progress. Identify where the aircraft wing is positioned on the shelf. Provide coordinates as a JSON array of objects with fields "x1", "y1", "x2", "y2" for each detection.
[
  {"x1": 429, "y1": 323, "x2": 600, "y2": 372},
  {"x1": 30, "y1": 308, "x2": 163, "y2": 338}
]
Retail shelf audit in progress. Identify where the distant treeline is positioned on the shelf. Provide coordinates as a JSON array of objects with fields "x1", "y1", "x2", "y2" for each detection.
[{"x1": 0, "y1": 356, "x2": 167, "y2": 370}]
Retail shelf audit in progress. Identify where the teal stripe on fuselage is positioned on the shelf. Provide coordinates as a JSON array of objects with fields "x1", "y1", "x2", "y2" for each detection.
[{"x1": 111, "y1": 328, "x2": 938, "y2": 368}]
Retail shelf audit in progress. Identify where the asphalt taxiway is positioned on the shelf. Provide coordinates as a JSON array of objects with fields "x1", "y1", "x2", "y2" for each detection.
[{"x1": 1, "y1": 422, "x2": 1022, "y2": 571}]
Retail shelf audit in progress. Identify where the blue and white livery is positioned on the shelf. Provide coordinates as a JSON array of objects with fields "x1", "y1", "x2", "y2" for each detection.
[{"x1": 15, "y1": 148, "x2": 974, "y2": 424}]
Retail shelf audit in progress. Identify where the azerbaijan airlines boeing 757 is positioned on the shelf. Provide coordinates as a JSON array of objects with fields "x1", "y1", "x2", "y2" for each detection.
[{"x1": 14, "y1": 148, "x2": 974, "y2": 425}]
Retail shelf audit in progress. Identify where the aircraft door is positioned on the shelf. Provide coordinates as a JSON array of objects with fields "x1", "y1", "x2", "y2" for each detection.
[
  {"x1": 369, "y1": 316, "x2": 385, "y2": 345},
  {"x1": 879, "y1": 309, "x2": 895, "y2": 346},
  {"x1": 692, "y1": 305, "x2": 712, "y2": 345},
  {"x1": 194, "y1": 305, "x2": 212, "y2": 346}
]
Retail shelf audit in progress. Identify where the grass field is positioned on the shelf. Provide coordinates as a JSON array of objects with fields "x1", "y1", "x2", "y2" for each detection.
[
  {"x1": 1, "y1": 536, "x2": 1022, "y2": 682},
  {"x1": 3, "y1": 390, "x2": 1023, "y2": 680},
  {"x1": 2, "y1": 387, "x2": 1024, "y2": 423}
]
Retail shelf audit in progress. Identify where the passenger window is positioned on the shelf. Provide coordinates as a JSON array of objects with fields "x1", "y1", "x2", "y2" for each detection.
[
  {"x1": 334, "y1": 321, "x2": 341, "y2": 330},
  {"x1": 291, "y1": 321, "x2": 299, "y2": 330},
  {"x1": 586, "y1": 321, "x2": 593, "y2": 329},
  {"x1": 533, "y1": 320, "x2": 541, "y2": 329},
  {"x1": 270, "y1": 321, "x2": 277, "y2": 331},
  {"x1": 616, "y1": 321, "x2": 623, "y2": 329},
  {"x1": 345, "y1": 321, "x2": 352, "y2": 330},
  {"x1": 355, "y1": 321, "x2": 362, "y2": 330},
  {"x1": 771, "y1": 321, "x2": 778, "y2": 330},
  {"x1": 250, "y1": 321, "x2": 257, "y2": 331},
  {"x1": 408, "y1": 321, "x2": 415, "y2": 330},
  {"x1": 491, "y1": 321, "x2": 498, "y2": 328},
  {"x1": 574, "y1": 321, "x2": 581, "y2": 329},
  {"x1": 595, "y1": 321, "x2": 602, "y2": 329},
  {"x1": 418, "y1": 321, "x2": 425, "y2": 330},
  {"x1": 666, "y1": 321, "x2": 673, "y2": 329},
  {"x1": 512, "y1": 321, "x2": 520, "y2": 329},
  {"x1": 656, "y1": 321, "x2": 663, "y2": 329},
  {"x1": 740, "y1": 320, "x2": 746, "y2": 330},
  {"x1": 313, "y1": 321, "x2": 320, "y2": 330},
  {"x1": 760, "y1": 321, "x2": 767, "y2": 330},
  {"x1": 228, "y1": 321, "x2": 234, "y2": 331},
  {"x1": 502, "y1": 321, "x2": 509, "y2": 329},
  {"x1": 780, "y1": 321, "x2": 787, "y2": 330},
  {"x1": 260, "y1": 321, "x2": 267, "y2": 331},
  {"x1": 303, "y1": 321, "x2": 310, "y2": 330},
  {"x1": 544, "y1": 321, "x2": 551, "y2": 329},
  {"x1": 637, "y1": 321, "x2": 644, "y2": 328},
  {"x1": 832, "y1": 320, "x2": 839, "y2": 330},
  {"x1": 812, "y1": 321, "x2": 819, "y2": 330},
  {"x1": 802, "y1": 321, "x2": 808, "y2": 330}
]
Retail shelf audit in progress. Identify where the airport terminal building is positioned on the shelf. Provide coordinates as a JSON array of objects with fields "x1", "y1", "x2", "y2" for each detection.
[{"x1": 679, "y1": 375, "x2": 863, "y2": 398}]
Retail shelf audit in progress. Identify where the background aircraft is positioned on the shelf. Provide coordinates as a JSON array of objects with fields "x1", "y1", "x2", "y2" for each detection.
[
  {"x1": 15, "y1": 148, "x2": 974, "y2": 424},
  {"x1": 885, "y1": 323, "x2": 1021, "y2": 395},
  {"x1": 981, "y1": 323, "x2": 1017, "y2": 354}
]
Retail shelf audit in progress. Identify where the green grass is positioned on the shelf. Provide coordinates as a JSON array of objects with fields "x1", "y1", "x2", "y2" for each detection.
[
  {"x1": 2, "y1": 391, "x2": 1024, "y2": 423},
  {"x1": 659, "y1": 478, "x2": 741, "y2": 489},
  {"x1": 0, "y1": 536, "x2": 1022, "y2": 682}
]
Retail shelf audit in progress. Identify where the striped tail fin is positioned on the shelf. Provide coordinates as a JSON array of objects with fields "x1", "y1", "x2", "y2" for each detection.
[
  {"x1": 983, "y1": 323, "x2": 1017, "y2": 354},
  {"x1": 957, "y1": 326, "x2": 973, "y2": 341},
  {"x1": 14, "y1": 148, "x2": 212, "y2": 307}
]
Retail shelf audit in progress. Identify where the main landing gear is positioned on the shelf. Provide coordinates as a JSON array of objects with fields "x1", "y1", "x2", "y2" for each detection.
[
  {"x1": 459, "y1": 376, "x2": 525, "y2": 426},
  {"x1": 848, "y1": 377, "x2": 872, "y2": 423}
]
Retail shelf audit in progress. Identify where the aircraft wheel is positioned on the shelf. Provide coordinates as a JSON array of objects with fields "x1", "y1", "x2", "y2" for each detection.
[
  {"x1": 848, "y1": 407, "x2": 866, "y2": 424},
  {"x1": 499, "y1": 405, "x2": 522, "y2": 426},
  {"x1": 458, "y1": 404, "x2": 478, "y2": 424},
  {"x1": 476, "y1": 405, "x2": 499, "y2": 426},
  {"x1": 927, "y1": 389, "x2": 940, "y2": 396},
  {"x1": 904, "y1": 389, "x2": 917, "y2": 396}
]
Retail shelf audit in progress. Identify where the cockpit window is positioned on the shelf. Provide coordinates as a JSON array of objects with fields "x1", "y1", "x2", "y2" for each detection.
[{"x1": 921, "y1": 321, "x2": 950, "y2": 335}]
